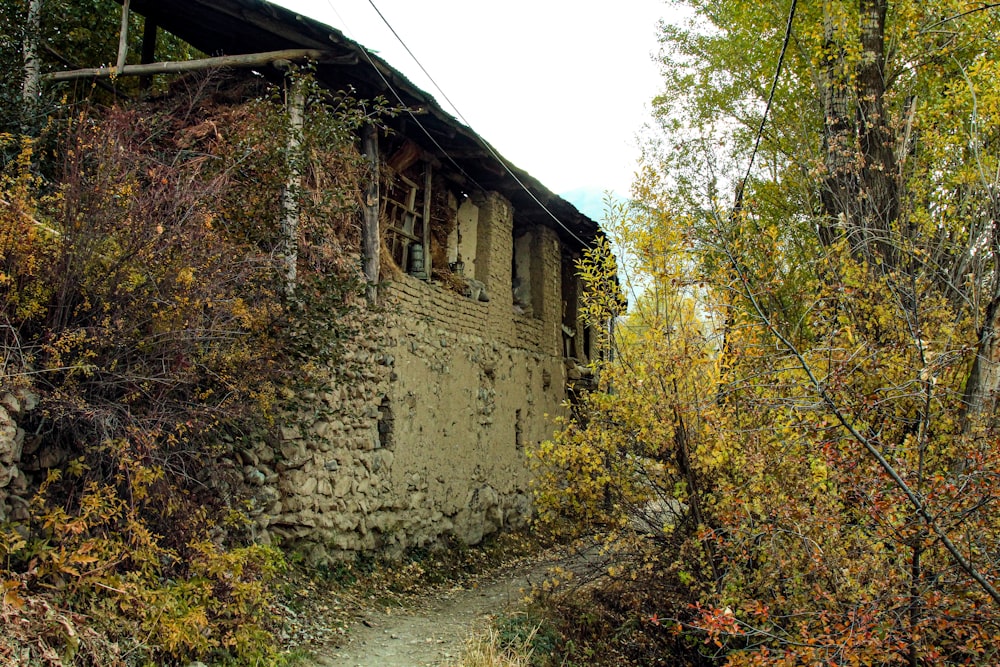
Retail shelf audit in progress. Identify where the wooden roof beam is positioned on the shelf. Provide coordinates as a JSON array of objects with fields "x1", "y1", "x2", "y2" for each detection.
[{"x1": 43, "y1": 48, "x2": 350, "y2": 82}]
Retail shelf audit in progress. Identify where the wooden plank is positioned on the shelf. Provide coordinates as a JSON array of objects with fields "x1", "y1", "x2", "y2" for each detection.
[
  {"x1": 42, "y1": 45, "x2": 125, "y2": 98},
  {"x1": 422, "y1": 164, "x2": 432, "y2": 279},
  {"x1": 131, "y1": 0, "x2": 330, "y2": 50},
  {"x1": 44, "y1": 49, "x2": 339, "y2": 82},
  {"x1": 141, "y1": 18, "x2": 157, "y2": 64},
  {"x1": 386, "y1": 227, "x2": 420, "y2": 243},
  {"x1": 362, "y1": 125, "x2": 380, "y2": 303},
  {"x1": 384, "y1": 197, "x2": 416, "y2": 213}
]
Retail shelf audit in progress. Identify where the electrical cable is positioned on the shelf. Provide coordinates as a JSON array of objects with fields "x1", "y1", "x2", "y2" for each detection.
[
  {"x1": 361, "y1": 0, "x2": 592, "y2": 248},
  {"x1": 732, "y1": 0, "x2": 797, "y2": 216},
  {"x1": 322, "y1": 0, "x2": 487, "y2": 193}
]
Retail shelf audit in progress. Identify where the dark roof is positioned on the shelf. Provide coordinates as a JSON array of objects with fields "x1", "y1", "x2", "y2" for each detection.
[{"x1": 128, "y1": 0, "x2": 600, "y2": 249}]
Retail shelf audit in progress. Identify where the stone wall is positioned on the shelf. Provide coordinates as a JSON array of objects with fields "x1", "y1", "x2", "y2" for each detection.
[
  {"x1": 257, "y1": 190, "x2": 574, "y2": 563},
  {"x1": 0, "y1": 185, "x2": 584, "y2": 565},
  {"x1": 0, "y1": 390, "x2": 35, "y2": 524},
  {"x1": 243, "y1": 304, "x2": 396, "y2": 563}
]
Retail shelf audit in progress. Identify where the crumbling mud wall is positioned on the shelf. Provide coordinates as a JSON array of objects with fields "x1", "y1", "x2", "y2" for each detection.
[
  {"x1": 381, "y1": 192, "x2": 567, "y2": 552},
  {"x1": 258, "y1": 191, "x2": 573, "y2": 563}
]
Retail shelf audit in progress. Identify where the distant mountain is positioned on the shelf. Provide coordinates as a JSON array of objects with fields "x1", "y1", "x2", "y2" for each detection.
[{"x1": 559, "y1": 187, "x2": 628, "y2": 224}]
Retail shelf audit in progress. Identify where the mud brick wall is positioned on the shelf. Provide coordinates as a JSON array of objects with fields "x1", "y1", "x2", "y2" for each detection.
[{"x1": 255, "y1": 191, "x2": 572, "y2": 563}]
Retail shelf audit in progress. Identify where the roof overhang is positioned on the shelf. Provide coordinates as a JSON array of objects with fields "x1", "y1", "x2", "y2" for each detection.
[{"x1": 125, "y1": 0, "x2": 601, "y2": 250}]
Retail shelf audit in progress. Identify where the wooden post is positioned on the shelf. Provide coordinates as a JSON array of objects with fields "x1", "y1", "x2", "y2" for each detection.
[
  {"x1": 21, "y1": 0, "x2": 43, "y2": 133},
  {"x1": 281, "y1": 75, "x2": 305, "y2": 296},
  {"x1": 116, "y1": 0, "x2": 131, "y2": 73},
  {"x1": 362, "y1": 125, "x2": 381, "y2": 303},
  {"x1": 139, "y1": 17, "x2": 157, "y2": 93},
  {"x1": 422, "y1": 164, "x2": 433, "y2": 280}
]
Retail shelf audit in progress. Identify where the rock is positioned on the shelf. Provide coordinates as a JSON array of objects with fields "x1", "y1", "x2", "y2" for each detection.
[
  {"x1": 311, "y1": 421, "x2": 330, "y2": 439},
  {"x1": 1, "y1": 394, "x2": 20, "y2": 414},
  {"x1": 8, "y1": 495, "x2": 29, "y2": 522},
  {"x1": 629, "y1": 498, "x2": 687, "y2": 534},
  {"x1": 244, "y1": 467, "x2": 266, "y2": 486},
  {"x1": 280, "y1": 425, "x2": 303, "y2": 441},
  {"x1": 255, "y1": 443, "x2": 275, "y2": 463},
  {"x1": 0, "y1": 407, "x2": 17, "y2": 466},
  {"x1": 278, "y1": 443, "x2": 309, "y2": 470},
  {"x1": 31, "y1": 446, "x2": 69, "y2": 470},
  {"x1": 9, "y1": 468, "x2": 27, "y2": 495},
  {"x1": 453, "y1": 507, "x2": 484, "y2": 546},
  {"x1": 333, "y1": 476, "x2": 352, "y2": 498},
  {"x1": 20, "y1": 390, "x2": 39, "y2": 412}
]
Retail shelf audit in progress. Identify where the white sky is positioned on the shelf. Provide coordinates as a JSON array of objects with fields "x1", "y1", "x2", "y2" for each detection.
[{"x1": 271, "y1": 0, "x2": 669, "y2": 196}]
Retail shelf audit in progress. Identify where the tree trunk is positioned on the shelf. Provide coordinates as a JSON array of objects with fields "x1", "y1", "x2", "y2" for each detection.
[
  {"x1": 116, "y1": 0, "x2": 131, "y2": 72},
  {"x1": 21, "y1": 0, "x2": 43, "y2": 133},
  {"x1": 962, "y1": 212, "x2": 1000, "y2": 430},
  {"x1": 819, "y1": 3, "x2": 857, "y2": 250},
  {"x1": 818, "y1": 0, "x2": 899, "y2": 272},
  {"x1": 856, "y1": 0, "x2": 899, "y2": 270}
]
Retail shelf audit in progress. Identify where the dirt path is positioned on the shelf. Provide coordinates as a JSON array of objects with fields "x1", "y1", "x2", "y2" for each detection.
[{"x1": 304, "y1": 546, "x2": 596, "y2": 667}]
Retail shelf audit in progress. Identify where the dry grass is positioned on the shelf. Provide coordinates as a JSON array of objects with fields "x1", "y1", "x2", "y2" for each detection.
[{"x1": 454, "y1": 621, "x2": 541, "y2": 667}]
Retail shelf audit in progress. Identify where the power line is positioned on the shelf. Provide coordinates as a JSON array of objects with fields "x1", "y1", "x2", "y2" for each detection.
[
  {"x1": 322, "y1": 0, "x2": 486, "y2": 192},
  {"x1": 362, "y1": 0, "x2": 592, "y2": 248},
  {"x1": 732, "y1": 0, "x2": 797, "y2": 216}
]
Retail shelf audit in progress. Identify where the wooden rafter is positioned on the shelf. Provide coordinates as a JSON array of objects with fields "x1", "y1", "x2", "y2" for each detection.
[{"x1": 43, "y1": 48, "x2": 348, "y2": 82}]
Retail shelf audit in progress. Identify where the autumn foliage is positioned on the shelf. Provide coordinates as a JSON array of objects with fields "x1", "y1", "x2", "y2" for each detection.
[
  {"x1": 0, "y1": 72, "x2": 382, "y2": 665},
  {"x1": 531, "y1": 1, "x2": 1000, "y2": 665}
]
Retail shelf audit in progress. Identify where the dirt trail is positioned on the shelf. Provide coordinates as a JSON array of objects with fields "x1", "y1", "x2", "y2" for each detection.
[{"x1": 305, "y1": 546, "x2": 598, "y2": 667}]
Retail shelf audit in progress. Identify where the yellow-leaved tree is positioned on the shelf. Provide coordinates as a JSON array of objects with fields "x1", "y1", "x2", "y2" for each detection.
[{"x1": 532, "y1": 1, "x2": 1000, "y2": 664}]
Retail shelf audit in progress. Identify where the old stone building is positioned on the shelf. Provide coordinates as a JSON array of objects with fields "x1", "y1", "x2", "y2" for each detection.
[
  {"x1": 262, "y1": 183, "x2": 597, "y2": 560},
  {"x1": 1, "y1": 0, "x2": 603, "y2": 562}
]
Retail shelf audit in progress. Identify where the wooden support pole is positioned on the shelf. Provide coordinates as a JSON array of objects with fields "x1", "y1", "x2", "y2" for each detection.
[
  {"x1": 42, "y1": 45, "x2": 124, "y2": 98},
  {"x1": 362, "y1": 125, "x2": 381, "y2": 303},
  {"x1": 422, "y1": 164, "x2": 433, "y2": 280},
  {"x1": 281, "y1": 75, "x2": 305, "y2": 296},
  {"x1": 116, "y1": 0, "x2": 130, "y2": 72},
  {"x1": 140, "y1": 18, "x2": 157, "y2": 64},
  {"x1": 44, "y1": 48, "x2": 333, "y2": 82},
  {"x1": 139, "y1": 17, "x2": 157, "y2": 93}
]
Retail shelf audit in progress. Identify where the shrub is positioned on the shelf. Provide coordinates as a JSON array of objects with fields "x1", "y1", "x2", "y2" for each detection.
[{"x1": 1, "y1": 71, "x2": 387, "y2": 664}]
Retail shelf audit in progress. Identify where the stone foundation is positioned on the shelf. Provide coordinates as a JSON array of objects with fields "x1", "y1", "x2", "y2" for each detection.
[{"x1": 0, "y1": 390, "x2": 36, "y2": 524}]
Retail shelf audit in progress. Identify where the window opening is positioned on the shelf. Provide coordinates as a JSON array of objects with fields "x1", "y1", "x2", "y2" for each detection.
[
  {"x1": 512, "y1": 231, "x2": 537, "y2": 317},
  {"x1": 383, "y1": 171, "x2": 427, "y2": 277},
  {"x1": 377, "y1": 396, "x2": 394, "y2": 449},
  {"x1": 561, "y1": 252, "x2": 580, "y2": 358}
]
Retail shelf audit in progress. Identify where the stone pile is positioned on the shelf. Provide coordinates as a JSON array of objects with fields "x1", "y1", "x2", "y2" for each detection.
[{"x1": 0, "y1": 389, "x2": 36, "y2": 523}]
